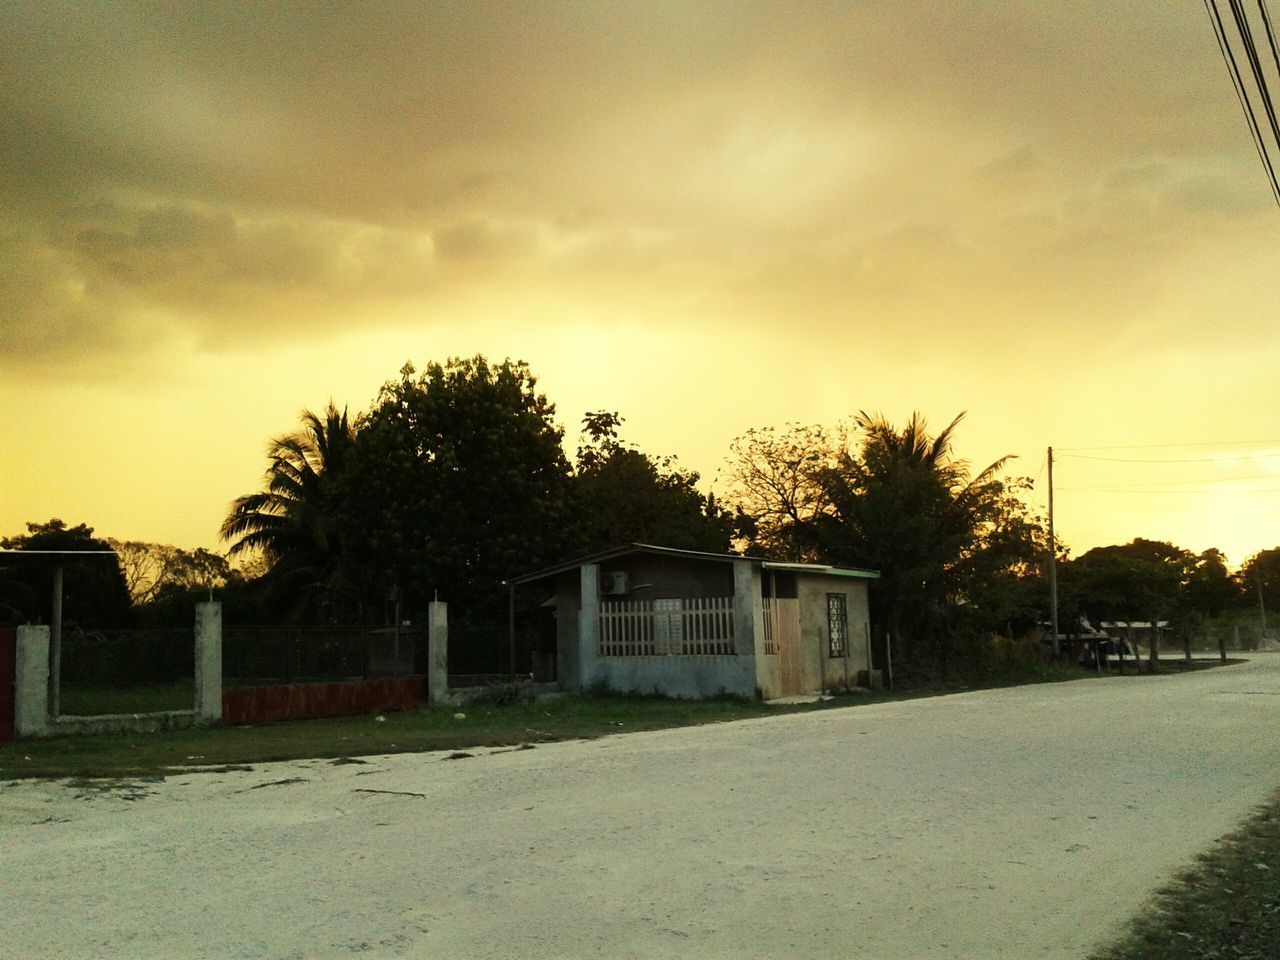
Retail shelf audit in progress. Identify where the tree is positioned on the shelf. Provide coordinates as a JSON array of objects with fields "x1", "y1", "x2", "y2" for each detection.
[
  {"x1": 724, "y1": 423, "x2": 832, "y2": 560},
  {"x1": 810, "y1": 411, "x2": 1027, "y2": 675},
  {"x1": 337, "y1": 357, "x2": 575, "y2": 666},
  {"x1": 1182, "y1": 548, "x2": 1238, "y2": 621},
  {"x1": 1237, "y1": 547, "x2": 1280, "y2": 631},
  {"x1": 0, "y1": 519, "x2": 131, "y2": 626},
  {"x1": 108, "y1": 540, "x2": 233, "y2": 604},
  {"x1": 219, "y1": 403, "x2": 356, "y2": 620},
  {"x1": 725, "y1": 411, "x2": 1040, "y2": 679},
  {"x1": 1062, "y1": 539, "x2": 1194, "y2": 665},
  {"x1": 571, "y1": 411, "x2": 734, "y2": 554}
]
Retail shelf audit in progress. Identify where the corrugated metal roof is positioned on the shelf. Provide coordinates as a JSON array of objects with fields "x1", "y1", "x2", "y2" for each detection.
[{"x1": 506, "y1": 543, "x2": 879, "y2": 585}]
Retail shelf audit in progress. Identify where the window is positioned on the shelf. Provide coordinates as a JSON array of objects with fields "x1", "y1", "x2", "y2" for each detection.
[{"x1": 827, "y1": 593, "x2": 848, "y2": 657}]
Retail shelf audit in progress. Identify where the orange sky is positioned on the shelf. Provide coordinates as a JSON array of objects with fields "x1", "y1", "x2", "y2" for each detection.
[{"x1": 2, "y1": 2, "x2": 1278, "y2": 567}]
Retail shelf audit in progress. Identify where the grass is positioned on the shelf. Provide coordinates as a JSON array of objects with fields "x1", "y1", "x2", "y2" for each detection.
[
  {"x1": 1090, "y1": 789, "x2": 1280, "y2": 960},
  {"x1": 0, "y1": 692, "x2": 874, "y2": 780},
  {"x1": 0, "y1": 657, "x2": 1234, "y2": 781},
  {"x1": 59, "y1": 680, "x2": 195, "y2": 717}
]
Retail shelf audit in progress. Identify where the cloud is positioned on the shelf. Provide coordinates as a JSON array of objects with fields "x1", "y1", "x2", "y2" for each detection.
[{"x1": 0, "y1": 0, "x2": 1273, "y2": 379}]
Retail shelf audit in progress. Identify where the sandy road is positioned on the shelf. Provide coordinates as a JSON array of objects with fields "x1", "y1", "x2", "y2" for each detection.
[{"x1": 2, "y1": 655, "x2": 1279, "y2": 960}]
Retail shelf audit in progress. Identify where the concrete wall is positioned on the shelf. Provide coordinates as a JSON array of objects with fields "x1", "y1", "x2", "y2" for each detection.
[
  {"x1": 555, "y1": 570, "x2": 582, "y2": 690},
  {"x1": 579, "y1": 557, "x2": 759, "y2": 699},
  {"x1": 796, "y1": 574, "x2": 872, "y2": 693},
  {"x1": 589, "y1": 653, "x2": 756, "y2": 699}
]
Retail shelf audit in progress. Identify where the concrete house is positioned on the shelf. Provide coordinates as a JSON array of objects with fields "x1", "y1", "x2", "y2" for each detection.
[{"x1": 508, "y1": 544, "x2": 879, "y2": 700}]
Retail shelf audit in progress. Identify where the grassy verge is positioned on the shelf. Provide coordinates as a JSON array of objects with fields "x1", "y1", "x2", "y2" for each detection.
[
  {"x1": 1090, "y1": 790, "x2": 1280, "y2": 960},
  {"x1": 0, "y1": 693, "x2": 874, "y2": 780},
  {"x1": 0, "y1": 658, "x2": 1227, "y2": 781},
  {"x1": 60, "y1": 680, "x2": 195, "y2": 716}
]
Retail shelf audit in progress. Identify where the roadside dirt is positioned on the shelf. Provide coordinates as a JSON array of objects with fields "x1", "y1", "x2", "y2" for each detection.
[{"x1": 3, "y1": 655, "x2": 1279, "y2": 959}]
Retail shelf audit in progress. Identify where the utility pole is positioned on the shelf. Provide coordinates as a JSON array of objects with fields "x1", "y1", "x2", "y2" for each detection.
[
  {"x1": 1258, "y1": 567, "x2": 1269, "y2": 640},
  {"x1": 1047, "y1": 446, "x2": 1060, "y2": 658}
]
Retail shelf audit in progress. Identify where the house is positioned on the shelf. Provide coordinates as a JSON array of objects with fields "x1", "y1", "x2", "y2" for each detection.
[{"x1": 507, "y1": 544, "x2": 879, "y2": 700}]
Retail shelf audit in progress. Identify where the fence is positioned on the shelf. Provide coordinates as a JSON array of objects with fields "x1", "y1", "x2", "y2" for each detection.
[
  {"x1": 221, "y1": 625, "x2": 420, "y2": 686},
  {"x1": 59, "y1": 624, "x2": 196, "y2": 716},
  {"x1": 599, "y1": 597, "x2": 735, "y2": 657}
]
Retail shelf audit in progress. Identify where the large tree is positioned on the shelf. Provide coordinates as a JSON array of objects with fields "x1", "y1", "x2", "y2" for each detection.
[
  {"x1": 1062, "y1": 539, "x2": 1193, "y2": 633},
  {"x1": 0, "y1": 519, "x2": 131, "y2": 627},
  {"x1": 219, "y1": 402, "x2": 356, "y2": 620},
  {"x1": 811, "y1": 412, "x2": 1030, "y2": 673},
  {"x1": 724, "y1": 424, "x2": 832, "y2": 560},
  {"x1": 1237, "y1": 547, "x2": 1280, "y2": 629},
  {"x1": 727, "y1": 411, "x2": 1042, "y2": 679},
  {"x1": 338, "y1": 357, "x2": 574, "y2": 667},
  {"x1": 571, "y1": 411, "x2": 734, "y2": 555}
]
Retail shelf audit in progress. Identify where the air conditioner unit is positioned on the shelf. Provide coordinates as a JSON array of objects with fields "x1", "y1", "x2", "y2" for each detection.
[{"x1": 600, "y1": 571, "x2": 630, "y2": 596}]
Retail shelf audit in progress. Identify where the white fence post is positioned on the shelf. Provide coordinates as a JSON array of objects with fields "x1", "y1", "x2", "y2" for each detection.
[
  {"x1": 194, "y1": 602, "x2": 223, "y2": 724},
  {"x1": 428, "y1": 601, "x2": 448, "y2": 705},
  {"x1": 15, "y1": 625, "x2": 51, "y2": 737}
]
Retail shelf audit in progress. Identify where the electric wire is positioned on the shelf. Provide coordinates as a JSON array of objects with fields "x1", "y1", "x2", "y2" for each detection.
[
  {"x1": 1059, "y1": 451, "x2": 1280, "y2": 464},
  {"x1": 1259, "y1": 0, "x2": 1280, "y2": 78},
  {"x1": 1056, "y1": 438, "x2": 1280, "y2": 452},
  {"x1": 1229, "y1": 0, "x2": 1280, "y2": 157},
  {"x1": 1205, "y1": 0, "x2": 1280, "y2": 204}
]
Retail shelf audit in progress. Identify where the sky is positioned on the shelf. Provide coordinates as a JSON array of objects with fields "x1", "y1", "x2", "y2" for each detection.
[{"x1": 2, "y1": 1, "x2": 1278, "y2": 567}]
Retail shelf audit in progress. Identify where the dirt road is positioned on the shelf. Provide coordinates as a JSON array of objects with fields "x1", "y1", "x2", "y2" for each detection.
[{"x1": 3, "y1": 655, "x2": 1279, "y2": 959}]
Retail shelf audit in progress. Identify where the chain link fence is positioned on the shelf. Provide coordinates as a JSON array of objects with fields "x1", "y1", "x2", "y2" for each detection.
[
  {"x1": 222, "y1": 626, "x2": 422, "y2": 686},
  {"x1": 58, "y1": 624, "x2": 196, "y2": 716}
]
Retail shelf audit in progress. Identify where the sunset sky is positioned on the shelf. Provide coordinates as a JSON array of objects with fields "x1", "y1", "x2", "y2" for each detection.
[{"x1": 2, "y1": 1, "x2": 1278, "y2": 567}]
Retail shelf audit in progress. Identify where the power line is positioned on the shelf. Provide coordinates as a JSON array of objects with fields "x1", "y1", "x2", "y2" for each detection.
[
  {"x1": 1056, "y1": 438, "x2": 1280, "y2": 452},
  {"x1": 1058, "y1": 470, "x2": 1280, "y2": 487},
  {"x1": 1059, "y1": 451, "x2": 1280, "y2": 464},
  {"x1": 1205, "y1": 0, "x2": 1280, "y2": 205}
]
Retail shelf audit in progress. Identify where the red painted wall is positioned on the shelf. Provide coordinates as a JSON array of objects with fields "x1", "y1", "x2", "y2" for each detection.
[
  {"x1": 0, "y1": 628, "x2": 16, "y2": 742},
  {"x1": 222, "y1": 675, "x2": 425, "y2": 725}
]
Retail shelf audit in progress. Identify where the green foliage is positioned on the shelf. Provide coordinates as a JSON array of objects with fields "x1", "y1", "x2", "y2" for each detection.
[
  {"x1": 572, "y1": 411, "x2": 734, "y2": 554},
  {"x1": 1063, "y1": 539, "x2": 1192, "y2": 624},
  {"x1": 337, "y1": 356, "x2": 574, "y2": 666},
  {"x1": 219, "y1": 403, "x2": 357, "y2": 621},
  {"x1": 0, "y1": 519, "x2": 131, "y2": 627},
  {"x1": 1237, "y1": 546, "x2": 1280, "y2": 618},
  {"x1": 729, "y1": 411, "x2": 1043, "y2": 681}
]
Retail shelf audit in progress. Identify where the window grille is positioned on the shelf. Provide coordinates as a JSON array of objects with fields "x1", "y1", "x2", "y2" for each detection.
[{"x1": 827, "y1": 593, "x2": 848, "y2": 657}]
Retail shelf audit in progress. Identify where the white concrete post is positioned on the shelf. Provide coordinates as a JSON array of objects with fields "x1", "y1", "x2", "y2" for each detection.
[
  {"x1": 15, "y1": 625, "x2": 51, "y2": 737},
  {"x1": 733, "y1": 559, "x2": 761, "y2": 658},
  {"x1": 578, "y1": 564, "x2": 600, "y2": 688},
  {"x1": 194, "y1": 602, "x2": 223, "y2": 724},
  {"x1": 428, "y1": 601, "x2": 448, "y2": 705}
]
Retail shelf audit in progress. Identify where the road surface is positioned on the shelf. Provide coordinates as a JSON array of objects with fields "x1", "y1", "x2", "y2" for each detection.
[{"x1": 3, "y1": 654, "x2": 1279, "y2": 959}]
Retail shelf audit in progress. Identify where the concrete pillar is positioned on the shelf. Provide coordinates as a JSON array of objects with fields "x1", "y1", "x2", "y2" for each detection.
[
  {"x1": 194, "y1": 602, "x2": 223, "y2": 724},
  {"x1": 428, "y1": 601, "x2": 448, "y2": 705},
  {"x1": 15, "y1": 626, "x2": 50, "y2": 737},
  {"x1": 578, "y1": 564, "x2": 600, "y2": 688},
  {"x1": 733, "y1": 559, "x2": 761, "y2": 658}
]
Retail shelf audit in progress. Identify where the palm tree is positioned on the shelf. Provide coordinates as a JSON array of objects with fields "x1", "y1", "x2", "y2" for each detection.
[
  {"x1": 220, "y1": 403, "x2": 355, "y2": 616},
  {"x1": 817, "y1": 411, "x2": 1021, "y2": 677}
]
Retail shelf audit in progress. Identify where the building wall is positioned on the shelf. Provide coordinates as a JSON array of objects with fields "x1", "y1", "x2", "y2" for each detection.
[
  {"x1": 572, "y1": 556, "x2": 758, "y2": 699},
  {"x1": 596, "y1": 554, "x2": 736, "y2": 600},
  {"x1": 796, "y1": 574, "x2": 873, "y2": 693}
]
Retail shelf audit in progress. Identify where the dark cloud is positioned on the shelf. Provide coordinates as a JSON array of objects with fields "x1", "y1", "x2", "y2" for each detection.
[{"x1": 0, "y1": 0, "x2": 1272, "y2": 375}]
